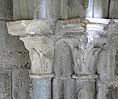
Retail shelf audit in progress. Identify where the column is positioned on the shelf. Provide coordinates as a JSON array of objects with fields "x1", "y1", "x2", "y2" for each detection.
[
  {"x1": 53, "y1": 39, "x2": 76, "y2": 99},
  {"x1": 96, "y1": 21, "x2": 118, "y2": 99},
  {"x1": 20, "y1": 20, "x2": 55, "y2": 99}
]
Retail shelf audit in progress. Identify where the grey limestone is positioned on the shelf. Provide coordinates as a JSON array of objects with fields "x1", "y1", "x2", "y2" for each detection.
[
  {"x1": 20, "y1": 36, "x2": 54, "y2": 74},
  {"x1": 3, "y1": 0, "x2": 118, "y2": 21},
  {"x1": 76, "y1": 79, "x2": 96, "y2": 99},
  {"x1": 97, "y1": 80, "x2": 118, "y2": 99},
  {"x1": 0, "y1": 0, "x2": 13, "y2": 20},
  {"x1": 53, "y1": 78, "x2": 76, "y2": 99},
  {"x1": 32, "y1": 78, "x2": 52, "y2": 99},
  {"x1": 13, "y1": 0, "x2": 33, "y2": 20},
  {"x1": 93, "y1": 0, "x2": 109, "y2": 18},
  {"x1": 1, "y1": 0, "x2": 118, "y2": 99},
  {"x1": 0, "y1": 69, "x2": 11, "y2": 99},
  {"x1": 7, "y1": 18, "x2": 118, "y2": 99},
  {"x1": 109, "y1": 0, "x2": 118, "y2": 18},
  {"x1": 0, "y1": 1, "x2": 31, "y2": 99},
  {"x1": 12, "y1": 69, "x2": 30, "y2": 99}
]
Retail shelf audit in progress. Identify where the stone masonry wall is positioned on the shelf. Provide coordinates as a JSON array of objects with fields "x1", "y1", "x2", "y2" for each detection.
[{"x1": 0, "y1": 0, "x2": 31, "y2": 99}]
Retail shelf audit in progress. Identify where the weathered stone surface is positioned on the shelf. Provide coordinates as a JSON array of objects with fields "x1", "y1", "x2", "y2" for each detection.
[
  {"x1": 7, "y1": 18, "x2": 118, "y2": 99},
  {"x1": 7, "y1": 20, "x2": 54, "y2": 36},
  {"x1": 0, "y1": 0, "x2": 13, "y2": 20},
  {"x1": 73, "y1": 38, "x2": 101, "y2": 75},
  {"x1": 60, "y1": 0, "x2": 89, "y2": 19},
  {"x1": 0, "y1": 35, "x2": 30, "y2": 69},
  {"x1": 7, "y1": 20, "x2": 32, "y2": 36},
  {"x1": 115, "y1": 51, "x2": 118, "y2": 75},
  {"x1": 109, "y1": 0, "x2": 118, "y2": 18},
  {"x1": 97, "y1": 81, "x2": 107, "y2": 99},
  {"x1": 106, "y1": 85, "x2": 118, "y2": 99},
  {"x1": 7, "y1": 0, "x2": 118, "y2": 21},
  {"x1": 55, "y1": 20, "x2": 85, "y2": 37},
  {"x1": 86, "y1": 23, "x2": 106, "y2": 41},
  {"x1": 96, "y1": 39, "x2": 116, "y2": 79},
  {"x1": 53, "y1": 79, "x2": 64, "y2": 99},
  {"x1": 0, "y1": 69, "x2": 11, "y2": 99},
  {"x1": 0, "y1": 2, "x2": 31, "y2": 99},
  {"x1": 12, "y1": 0, "x2": 112, "y2": 20},
  {"x1": 32, "y1": 78, "x2": 52, "y2": 99},
  {"x1": 13, "y1": 0, "x2": 61, "y2": 20},
  {"x1": 0, "y1": 21, "x2": 30, "y2": 68},
  {"x1": 97, "y1": 80, "x2": 118, "y2": 99},
  {"x1": 21, "y1": 36, "x2": 54, "y2": 74},
  {"x1": 26, "y1": 20, "x2": 54, "y2": 35},
  {"x1": 54, "y1": 39, "x2": 74, "y2": 77},
  {"x1": 34, "y1": 0, "x2": 60, "y2": 20},
  {"x1": 64, "y1": 79, "x2": 76, "y2": 99},
  {"x1": 53, "y1": 78, "x2": 76, "y2": 99},
  {"x1": 12, "y1": 69, "x2": 30, "y2": 99},
  {"x1": 93, "y1": 0, "x2": 109, "y2": 18},
  {"x1": 13, "y1": 0, "x2": 33, "y2": 20},
  {"x1": 46, "y1": 0, "x2": 61, "y2": 20},
  {"x1": 76, "y1": 79, "x2": 96, "y2": 99},
  {"x1": 96, "y1": 21, "x2": 118, "y2": 79},
  {"x1": 30, "y1": 73, "x2": 54, "y2": 99}
]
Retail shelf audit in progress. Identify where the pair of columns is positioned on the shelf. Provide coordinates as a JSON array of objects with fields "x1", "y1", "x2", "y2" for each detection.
[{"x1": 8, "y1": 18, "x2": 118, "y2": 99}]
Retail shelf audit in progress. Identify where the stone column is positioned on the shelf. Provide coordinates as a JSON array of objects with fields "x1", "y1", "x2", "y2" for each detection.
[
  {"x1": 96, "y1": 21, "x2": 118, "y2": 99},
  {"x1": 21, "y1": 36, "x2": 54, "y2": 99},
  {"x1": 18, "y1": 20, "x2": 55, "y2": 99},
  {"x1": 72, "y1": 40, "x2": 98, "y2": 99},
  {"x1": 53, "y1": 39, "x2": 76, "y2": 99},
  {"x1": 31, "y1": 74, "x2": 54, "y2": 99},
  {"x1": 72, "y1": 75, "x2": 97, "y2": 99}
]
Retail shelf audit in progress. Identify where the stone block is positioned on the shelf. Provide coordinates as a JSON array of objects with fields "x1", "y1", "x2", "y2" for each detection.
[
  {"x1": 7, "y1": 20, "x2": 32, "y2": 36},
  {"x1": 55, "y1": 20, "x2": 85, "y2": 36},
  {"x1": 7, "y1": 20, "x2": 54, "y2": 36},
  {"x1": 26, "y1": 20, "x2": 54, "y2": 35}
]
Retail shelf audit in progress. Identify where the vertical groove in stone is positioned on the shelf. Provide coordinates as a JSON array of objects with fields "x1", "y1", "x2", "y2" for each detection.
[{"x1": 107, "y1": 0, "x2": 111, "y2": 18}]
